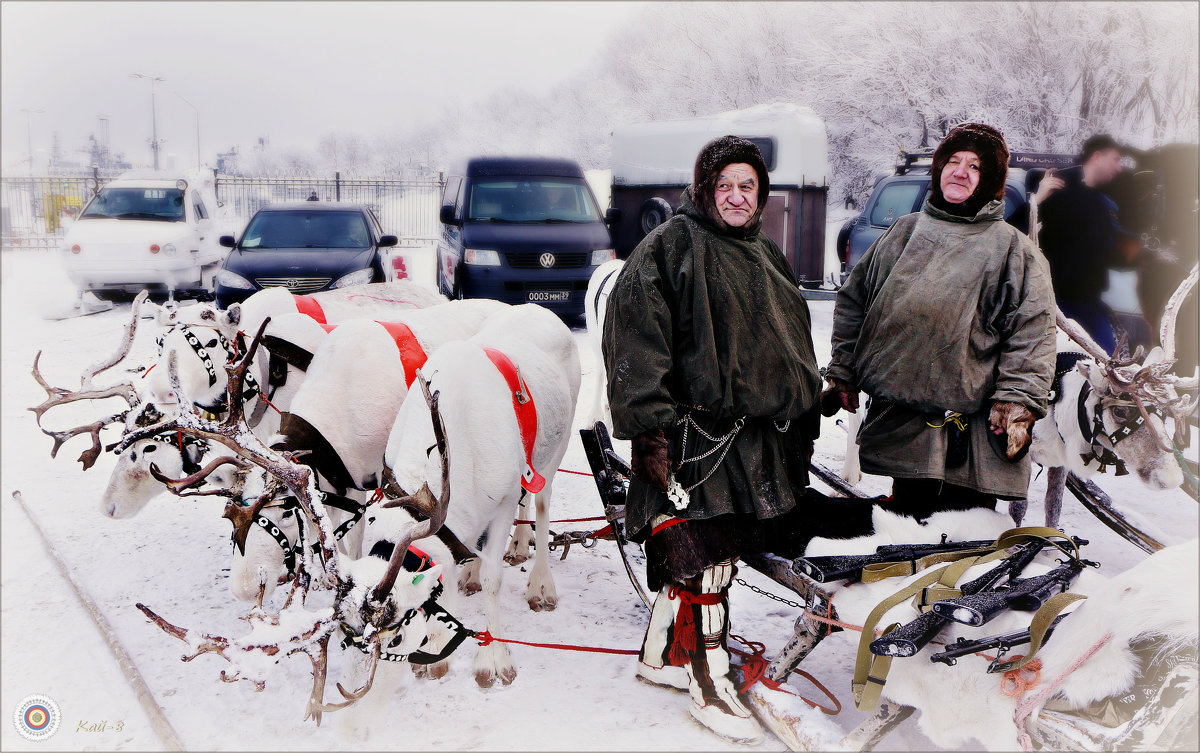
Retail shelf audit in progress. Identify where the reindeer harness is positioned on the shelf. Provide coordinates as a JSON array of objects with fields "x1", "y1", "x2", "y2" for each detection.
[
  {"x1": 239, "y1": 492, "x2": 368, "y2": 576},
  {"x1": 337, "y1": 544, "x2": 477, "y2": 665},
  {"x1": 481, "y1": 347, "x2": 545, "y2": 493},
  {"x1": 157, "y1": 323, "x2": 265, "y2": 414}
]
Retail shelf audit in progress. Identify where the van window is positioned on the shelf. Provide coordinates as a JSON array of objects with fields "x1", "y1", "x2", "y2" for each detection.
[
  {"x1": 466, "y1": 179, "x2": 601, "y2": 223},
  {"x1": 193, "y1": 198, "x2": 209, "y2": 220},
  {"x1": 745, "y1": 138, "x2": 777, "y2": 171},
  {"x1": 869, "y1": 182, "x2": 924, "y2": 227},
  {"x1": 80, "y1": 187, "x2": 185, "y2": 222}
]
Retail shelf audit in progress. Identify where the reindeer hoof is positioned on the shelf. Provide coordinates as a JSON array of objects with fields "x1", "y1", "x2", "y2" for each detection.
[
  {"x1": 474, "y1": 666, "x2": 516, "y2": 688},
  {"x1": 527, "y1": 593, "x2": 558, "y2": 612},
  {"x1": 504, "y1": 551, "x2": 529, "y2": 565},
  {"x1": 457, "y1": 559, "x2": 482, "y2": 595},
  {"x1": 413, "y1": 660, "x2": 450, "y2": 680}
]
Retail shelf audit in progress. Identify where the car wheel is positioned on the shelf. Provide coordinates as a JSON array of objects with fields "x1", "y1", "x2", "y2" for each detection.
[
  {"x1": 836, "y1": 218, "x2": 856, "y2": 266},
  {"x1": 639, "y1": 197, "x2": 674, "y2": 235}
]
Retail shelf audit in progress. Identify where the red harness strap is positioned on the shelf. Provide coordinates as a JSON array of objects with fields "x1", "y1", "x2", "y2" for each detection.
[
  {"x1": 292, "y1": 294, "x2": 327, "y2": 324},
  {"x1": 375, "y1": 321, "x2": 428, "y2": 387},
  {"x1": 481, "y1": 347, "x2": 544, "y2": 493},
  {"x1": 314, "y1": 321, "x2": 427, "y2": 387}
]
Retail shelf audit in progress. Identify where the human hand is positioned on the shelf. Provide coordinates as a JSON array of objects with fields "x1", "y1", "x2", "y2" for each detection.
[
  {"x1": 1033, "y1": 169, "x2": 1064, "y2": 204},
  {"x1": 631, "y1": 429, "x2": 672, "y2": 492},
  {"x1": 820, "y1": 378, "x2": 859, "y2": 416},
  {"x1": 989, "y1": 401, "x2": 1036, "y2": 459}
]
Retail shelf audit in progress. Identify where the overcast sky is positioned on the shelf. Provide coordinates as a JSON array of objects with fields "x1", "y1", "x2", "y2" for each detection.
[{"x1": 1, "y1": 1, "x2": 648, "y2": 171}]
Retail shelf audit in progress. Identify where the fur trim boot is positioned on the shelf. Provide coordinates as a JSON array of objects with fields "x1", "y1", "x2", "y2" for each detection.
[
  {"x1": 636, "y1": 586, "x2": 689, "y2": 690},
  {"x1": 674, "y1": 560, "x2": 763, "y2": 745}
]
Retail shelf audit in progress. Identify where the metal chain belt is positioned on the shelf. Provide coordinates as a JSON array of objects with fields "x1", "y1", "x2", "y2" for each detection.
[{"x1": 735, "y1": 577, "x2": 807, "y2": 610}]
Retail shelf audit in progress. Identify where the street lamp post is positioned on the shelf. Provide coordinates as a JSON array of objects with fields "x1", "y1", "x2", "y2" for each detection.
[
  {"x1": 130, "y1": 73, "x2": 164, "y2": 169},
  {"x1": 174, "y1": 91, "x2": 201, "y2": 168},
  {"x1": 20, "y1": 108, "x2": 44, "y2": 175}
]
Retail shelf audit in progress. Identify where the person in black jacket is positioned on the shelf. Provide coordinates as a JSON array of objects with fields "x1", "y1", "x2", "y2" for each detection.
[
  {"x1": 603, "y1": 136, "x2": 821, "y2": 744},
  {"x1": 1034, "y1": 134, "x2": 1134, "y2": 354}
]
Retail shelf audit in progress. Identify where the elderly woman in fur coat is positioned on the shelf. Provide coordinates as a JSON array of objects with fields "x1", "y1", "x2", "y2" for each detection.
[{"x1": 823, "y1": 123, "x2": 1056, "y2": 520}]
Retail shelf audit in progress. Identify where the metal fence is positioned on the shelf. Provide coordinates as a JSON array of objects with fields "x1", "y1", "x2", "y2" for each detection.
[
  {"x1": 214, "y1": 175, "x2": 445, "y2": 246},
  {"x1": 0, "y1": 172, "x2": 446, "y2": 250}
]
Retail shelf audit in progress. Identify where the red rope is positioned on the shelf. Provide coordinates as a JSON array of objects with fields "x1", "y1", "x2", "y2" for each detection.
[
  {"x1": 141, "y1": 364, "x2": 157, "y2": 379},
  {"x1": 730, "y1": 634, "x2": 842, "y2": 715},
  {"x1": 556, "y1": 468, "x2": 594, "y2": 477},
  {"x1": 257, "y1": 394, "x2": 283, "y2": 414},
  {"x1": 475, "y1": 630, "x2": 639, "y2": 655}
]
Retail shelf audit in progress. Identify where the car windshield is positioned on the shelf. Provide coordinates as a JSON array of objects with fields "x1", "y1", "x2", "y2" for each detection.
[
  {"x1": 467, "y1": 178, "x2": 602, "y2": 223},
  {"x1": 870, "y1": 182, "x2": 925, "y2": 227},
  {"x1": 240, "y1": 210, "x2": 371, "y2": 249},
  {"x1": 79, "y1": 187, "x2": 185, "y2": 222}
]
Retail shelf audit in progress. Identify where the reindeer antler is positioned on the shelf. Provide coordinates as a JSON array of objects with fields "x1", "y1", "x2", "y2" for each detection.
[
  {"x1": 115, "y1": 316, "x2": 340, "y2": 581},
  {"x1": 149, "y1": 456, "x2": 249, "y2": 498},
  {"x1": 373, "y1": 372, "x2": 451, "y2": 606},
  {"x1": 29, "y1": 291, "x2": 148, "y2": 469}
]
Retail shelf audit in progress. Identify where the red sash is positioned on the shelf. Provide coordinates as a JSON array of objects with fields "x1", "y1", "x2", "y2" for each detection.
[
  {"x1": 315, "y1": 321, "x2": 426, "y2": 388},
  {"x1": 375, "y1": 321, "x2": 428, "y2": 387},
  {"x1": 481, "y1": 347, "x2": 544, "y2": 493},
  {"x1": 292, "y1": 294, "x2": 327, "y2": 324}
]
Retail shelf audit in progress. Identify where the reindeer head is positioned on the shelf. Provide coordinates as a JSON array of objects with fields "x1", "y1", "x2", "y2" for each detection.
[
  {"x1": 1076, "y1": 357, "x2": 1185, "y2": 489},
  {"x1": 1058, "y1": 267, "x2": 1197, "y2": 488}
]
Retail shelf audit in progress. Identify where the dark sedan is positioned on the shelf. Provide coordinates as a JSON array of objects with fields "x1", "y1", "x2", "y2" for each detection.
[{"x1": 214, "y1": 202, "x2": 396, "y2": 308}]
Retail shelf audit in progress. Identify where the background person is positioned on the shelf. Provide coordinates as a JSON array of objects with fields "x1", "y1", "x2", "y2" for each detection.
[
  {"x1": 603, "y1": 135, "x2": 821, "y2": 745},
  {"x1": 1034, "y1": 134, "x2": 1137, "y2": 354},
  {"x1": 823, "y1": 123, "x2": 1056, "y2": 521}
]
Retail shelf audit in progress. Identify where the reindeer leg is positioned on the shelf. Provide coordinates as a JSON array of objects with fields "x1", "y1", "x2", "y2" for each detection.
[
  {"x1": 525, "y1": 485, "x2": 558, "y2": 612},
  {"x1": 474, "y1": 515, "x2": 516, "y2": 689},
  {"x1": 505, "y1": 494, "x2": 534, "y2": 565},
  {"x1": 839, "y1": 700, "x2": 916, "y2": 752},
  {"x1": 1009, "y1": 498, "x2": 1028, "y2": 525},
  {"x1": 1044, "y1": 466, "x2": 1068, "y2": 527}
]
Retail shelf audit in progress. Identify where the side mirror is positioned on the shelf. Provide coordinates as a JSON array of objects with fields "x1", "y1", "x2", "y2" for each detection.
[
  {"x1": 605, "y1": 207, "x2": 622, "y2": 225},
  {"x1": 439, "y1": 205, "x2": 461, "y2": 226},
  {"x1": 378, "y1": 234, "x2": 398, "y2": 248},
  {"x1": 219, "y1": 235, "x2": 236, "y2": 248}
]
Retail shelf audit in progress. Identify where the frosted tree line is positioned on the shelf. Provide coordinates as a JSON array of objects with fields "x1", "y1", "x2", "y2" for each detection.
[{"x1": 242, "y1": 1, "x2": 1197, "y2": 206}]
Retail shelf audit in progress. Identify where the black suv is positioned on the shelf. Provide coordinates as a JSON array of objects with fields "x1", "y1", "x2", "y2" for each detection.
[
  {"x1": 214, "y1": 202, "x2": 396, "y2": 308},
  {"x1": 837, "y1": 151, "x2": 1075, "y2": 274}
]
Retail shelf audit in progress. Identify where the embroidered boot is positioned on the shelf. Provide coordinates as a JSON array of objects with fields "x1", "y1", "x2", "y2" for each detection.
[
  {"x1": 674, "y1": 560, "x2": 763, "y2": 745},
  {"x1": 636, "y1": 586, "x2": 689, "y2": 690}
]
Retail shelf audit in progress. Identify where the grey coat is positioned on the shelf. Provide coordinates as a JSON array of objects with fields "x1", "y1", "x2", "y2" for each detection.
[{"x1": 827, "y1": 199, "x2": 1056, "y2": 498}]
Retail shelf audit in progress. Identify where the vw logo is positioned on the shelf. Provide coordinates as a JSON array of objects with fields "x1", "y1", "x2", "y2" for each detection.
[
  {"x1": 286, "y1": 279, "x2": 299, "y2": 289},
  {"x1": 539, "y1": 252, "x2": 556, "y2": 269}
]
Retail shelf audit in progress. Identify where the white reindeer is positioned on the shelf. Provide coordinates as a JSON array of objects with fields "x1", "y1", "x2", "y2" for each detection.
[
  {"x1": 101, "y1": 311, "x2": 331, "y2": 518},
  {"x1": 583, "y1": 258, "x2": 625, "y2": 425},
  {"x1": 224, "y1": 298, "x2": 510, "y2": 603},
  {"x1": 382, "y1": 303, "x2": 581, "y2": 687},
  {"x1": 98, "y1": 283, "x2": 449, "y2": 519}
]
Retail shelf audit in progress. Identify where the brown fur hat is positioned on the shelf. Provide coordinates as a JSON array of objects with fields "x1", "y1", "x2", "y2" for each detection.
[
  {"x1": 691, "y1": 135, "x2": 771, "y2": 235},
  {"x1": 930, "y1": 123, "x2": 1010, "y2": 215}
]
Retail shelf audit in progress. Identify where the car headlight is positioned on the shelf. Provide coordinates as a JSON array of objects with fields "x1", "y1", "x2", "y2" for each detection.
[
  {"x1": 590, "y1": 249, "x2": 616, "y2": 265},
  {"x1": 332, "y1": 268, "x2": 375, "y2": 289},
  {"x1": 162, "y1": 242, "x2": 177, "y2": 256},
  {"x1": 464, "y1": 248, "x2": 501, "y2": 266},
  {"x1": 215, "y1": 269, "x2": 254, "y2": 290}
]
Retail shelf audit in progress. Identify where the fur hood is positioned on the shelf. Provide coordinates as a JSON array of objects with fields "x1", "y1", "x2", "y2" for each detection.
[
  {"x1": 929, "y1": 122, "x2": 1010, "y2": 217},
  {"x1": 689, "y1": 135, "x2": 771, "y2": 239}
]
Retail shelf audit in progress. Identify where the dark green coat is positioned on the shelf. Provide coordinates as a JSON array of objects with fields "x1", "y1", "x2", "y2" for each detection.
[
  {"x1": 603, "y1": 188, "x2": 821, "y2": 539},
  {"x1": 827, "y1": 199, "x2": 1056, "y2": 498}
]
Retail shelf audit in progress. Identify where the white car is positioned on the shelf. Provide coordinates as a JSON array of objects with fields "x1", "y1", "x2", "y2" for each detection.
[{"x1": 62, "y1": 170, "x2": 228, "y2": 300}]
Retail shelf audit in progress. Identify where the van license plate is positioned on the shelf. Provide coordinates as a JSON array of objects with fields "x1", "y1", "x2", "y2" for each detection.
[{"x1": 527, "y1": 290, "x2": 570, "y2": 302}]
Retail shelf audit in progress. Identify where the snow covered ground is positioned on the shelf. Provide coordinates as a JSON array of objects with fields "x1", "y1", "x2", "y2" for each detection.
[{"x1": 2, "y1": 244, "x2": 1195, "y2": 752}]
